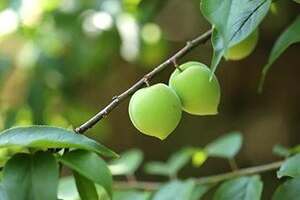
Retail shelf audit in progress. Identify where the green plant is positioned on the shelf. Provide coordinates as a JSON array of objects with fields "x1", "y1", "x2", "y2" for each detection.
[{"x1": 0, "y1": 0, "x2": 299, "y2": 200}]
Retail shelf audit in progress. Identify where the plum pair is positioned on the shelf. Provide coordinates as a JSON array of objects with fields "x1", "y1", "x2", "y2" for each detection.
[{"x1": 128, "y1": 62, "x2": 221, "y2": 140}]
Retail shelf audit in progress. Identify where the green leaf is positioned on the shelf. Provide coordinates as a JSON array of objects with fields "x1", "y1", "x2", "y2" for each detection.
[
  {"x1": 73, "y1": 171, "x2": 98, "y2": 200},
  {"x1": 205, "y1": 132, "x2": 243, "y2": 158},
  {"x1": 144, "y1": 148, "x2": 193, "y2": 177},
  {"x1": 2, "y1": 152, "x2": 59, "y2": 200},
  {"x1": 152, "y1": 179, "x2": 196, "y2": 200},
  {"x1": 213, "y1": 176, "x2": 263, "y2": 200},
  {"x1": 0, "y1": 185, "x2": 8, "y2": 200},
  {"x1": 272, "y1": 177, "x2": 300, "y2": 200},
  {"x1": 144, "y1": 161, "x2": 170, "y2": 177},
  {"x1": 259, "y1": 15, "x2": 300, "y2": 92},
  {"x1": 277, "y1": 154, "x2": 300, "y2": 178},
  {"x1": 109, "y1": 149, "x2": 143, "y2": 176},
  {"x1": 272, "y1": 145, "x2": 290, "y2": 158},
  {"x1": 113, "y1": 190, "x2": 151, "y2": 200},
  {"x1": 58, "y1": 176, "x2": 79, "y2": 200},
  {"x1": 0, "y1": 126, "x2": 117, "y2": 158},
  {"x1": 201, "y1": 0, "x2": 271, "y2": 75},
  {"x1": 59, "y1": 150, "x2": 113, "y2": 196},
  {"x1": 167, "y1": 148, "x2": 194, "y2": 176},
  {"x1": 190, "y1": 184, "x2": 211, "y2": 200}
]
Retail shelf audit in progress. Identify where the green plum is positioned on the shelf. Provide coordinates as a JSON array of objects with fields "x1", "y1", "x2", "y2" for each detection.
[
  {"x1": 225, "y1": 29, "x2": 259, "y2": 60},
  {"x1": 129, "y1": 83, "x2": 182, "y2": 140},
  {"x1": 169, "y1": 62, "x2": 220, "y2": 115}
]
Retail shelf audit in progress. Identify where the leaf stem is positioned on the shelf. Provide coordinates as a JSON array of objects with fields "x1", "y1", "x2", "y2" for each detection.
[
  {"x1": 74, "y1": 29, "x2": 213, "y2": 134},
  {"x1": 114, "y1": 161, "x2": 283, "y2": 190}
]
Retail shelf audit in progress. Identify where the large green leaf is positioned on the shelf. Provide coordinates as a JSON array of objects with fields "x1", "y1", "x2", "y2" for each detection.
[
  {"x1": 205, "y1": 132, "x2": 243, "y2": 158},
  {"x1": 0, "y1": 126, "x2": 117, "y2": 158},
  {"x1": 277, "y1": 154, "x2": 300, "y2": 178},
  {"x1": 201, "y1": 0, "x2": 271, "y2": 75},
  {"x1": 0, "y1": 185, "x2": 8, "y2": 200},
  {"x1": 113, "y1": 190, "x2": 151, "y2": 200},
  {"x1": 73, "y1": 171, "x2": 99, "y2": 200},
  {"x1": 213, "y1": 176, "x2": 263, "y2": 200},
  {"x1": 58, "y1": 176, "x2": 109, "y2": 200},
  {"x1": 2, "y1": 152, "x2": 59, "y2": 200},
  {"x1": 59, "y1": 150, "x2": 113, "y2": 196},
  {"x1": 58, "y1": 176, "x2": 79, "y2": 200},
  {"x1": 152, "y1": 180, "x2": 196, "y2": 200},
  {"x1": 272, "y1": 177, "x2": 300, "y2": 200},
  {"x1": 144, "y1": 148, "x2": 193, "y2": 177},
  {"x1": 259, "y1": 15, "x2": 300, "y2": 92},
  {"x1": 109, "y1": 149, "x2": 143, "y2": 176},
  {"x1": 190, "y1": 184, "x2": 210, "y2": 200}
]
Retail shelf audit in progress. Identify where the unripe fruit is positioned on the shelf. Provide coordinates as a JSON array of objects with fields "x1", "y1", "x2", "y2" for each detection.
[
  {"x1": 224, "y1": 30, "x2": 259, "y2": 60},
  {"x1": 169, "y1": 62, "x2": 220, "y2": 115},
  {"x1": 129, "y1": 83, "x2": 182, "y2": 140}
]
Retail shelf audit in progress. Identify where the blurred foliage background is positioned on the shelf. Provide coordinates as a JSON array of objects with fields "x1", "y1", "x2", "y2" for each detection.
[{"x1": 0, "y1": 0, "x2": 299, "y2": 197}]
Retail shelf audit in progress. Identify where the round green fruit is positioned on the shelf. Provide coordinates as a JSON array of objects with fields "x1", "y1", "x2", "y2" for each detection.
[
  {"x1": 169, "y1": 61, "x2": 221, "y2": 115},
  {"x1": 224, "y1": 29, "x2": 259, "y2": 60},
  {"x1": 128, "y1": 83, "x2": 182, "y2": 140}
]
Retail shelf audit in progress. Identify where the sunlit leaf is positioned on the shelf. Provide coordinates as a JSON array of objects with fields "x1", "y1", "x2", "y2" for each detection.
[
  {"x1": 109, "y1": 149, "x2": 143, "y2": 176},
  {"x1": 272, "y1": 177, "x2": 300, "y2": 200},
  {"x1": 2, "y1": 152, "x2": 59, "y2": 200},
  {"x1": 277, "y1": 154, "x2": 300, "y2": 178},
  {"x1": 205, "y1": 132, "x2": 243, "y2": 158},
  {"x1": 201, "y1": 0, "x2": 271, "y2": 75},
  {"x1": 0, "y1": 126, "x2": 117, "y2": 158},
  {"x1": 59, "y1": 150, "x2": 112, "y2": 196},
  {"x1": 192, "y1": 150, "x2": 208, "y2": 167},
  {"x1": 213, "y1": 176, "x2": 263, "y2": 200},
  {"x1": 259, "y1": 15, "x2": 300, "y2": 92}
]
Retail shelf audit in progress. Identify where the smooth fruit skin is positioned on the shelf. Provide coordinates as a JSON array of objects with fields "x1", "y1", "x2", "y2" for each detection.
[
  {"x1": 224, "y1": 29, "x2": 259, "y2": 60},
  {"x1": 169, "y1": 62, "x2": 221, "y2": 115},
  {"x1": 129, "y1": 83, "x2": 182, "y2": 140}
]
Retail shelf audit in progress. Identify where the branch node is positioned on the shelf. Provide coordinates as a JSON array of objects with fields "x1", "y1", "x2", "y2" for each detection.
[
  {"x1": 143, "y1": 75, "x2": 150, "y2": 87},
  {"x1": 171, "y1": 59, "x2": 182, "y2": 72},
  {"x1": 186, "y1": 41, "x2": 192, "y2": 46},
  {"x1": 112, "y1": 96, "x2": 120, "y2": 102}
]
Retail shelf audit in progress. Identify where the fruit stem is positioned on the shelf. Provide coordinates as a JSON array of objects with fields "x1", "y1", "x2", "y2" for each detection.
[{"x1": 172, "y1": 59, "x2": 183, "y2": 72}]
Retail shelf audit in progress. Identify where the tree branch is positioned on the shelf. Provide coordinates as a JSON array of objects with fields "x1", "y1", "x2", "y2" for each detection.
[
  {"x1": 75, "y1": 29, "x2": 213, "y2": 134},
  {"x1": 113, "y1": 161, "x2": 283, "y2": 190}
]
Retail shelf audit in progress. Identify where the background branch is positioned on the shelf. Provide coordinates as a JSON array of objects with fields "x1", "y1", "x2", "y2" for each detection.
[
  {"x1": 114, "y1": 161, "x2": 283, "y2": 191},
  {"x1": 75, "y1": 29, "x2": 213, "y2": 134}
]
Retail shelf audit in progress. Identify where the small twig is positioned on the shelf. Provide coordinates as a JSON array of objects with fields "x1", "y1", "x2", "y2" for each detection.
[
  {"x1": 74, "y1": 29, "x2": 212, "y2": 134},
  {"x1": 113, "y1": 161, "x2": 283, "y2": 190},
  {"x1": 228, "y1": 158, "x2": 239, "y2": 171}
]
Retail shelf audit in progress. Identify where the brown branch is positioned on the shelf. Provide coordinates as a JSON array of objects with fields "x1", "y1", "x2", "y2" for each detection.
[
  {"x1": 113, "y1": 161, "x2": 283, "y2": 191},
  {"x1": 74, "y1": 29, "x2": 213, "y2": 134}
]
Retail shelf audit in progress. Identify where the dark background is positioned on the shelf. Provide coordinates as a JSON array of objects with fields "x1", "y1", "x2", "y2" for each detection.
[{"x1": 0, "y1": 0, "x2": 299, "y2": 198}]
